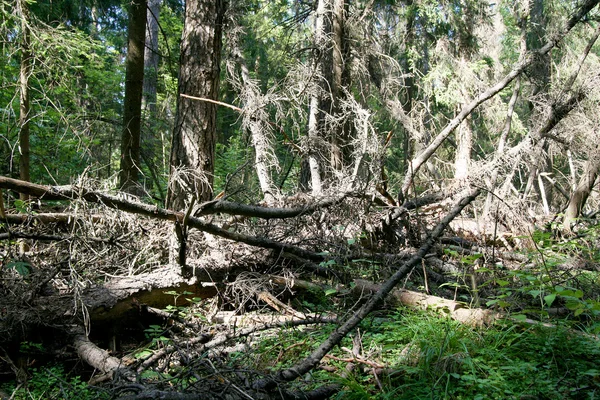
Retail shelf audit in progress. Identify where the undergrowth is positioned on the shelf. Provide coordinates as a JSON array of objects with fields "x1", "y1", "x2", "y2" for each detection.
[{"x1": 3, "y1": 224, "x2": 600, "y2": 399}]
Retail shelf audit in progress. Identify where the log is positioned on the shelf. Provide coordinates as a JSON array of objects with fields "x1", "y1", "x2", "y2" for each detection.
[
  {"x1": 353, "y1": 279, "x2": 500, "y2": 327},
  {"x1": 250, "y1": 188, "x2": 482, "y2": 389},
  {"x1": 72, "y1": 328, "x2": 135, "y2": 380}
]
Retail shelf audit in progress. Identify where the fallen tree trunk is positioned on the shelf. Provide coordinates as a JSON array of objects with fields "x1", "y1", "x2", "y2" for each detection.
[
  {"x1": 352, "y1": 279, "x2": 500, "y2": 327},
  {"x1": 72, "y1": 328, "x2": 135, "y2": 381}
]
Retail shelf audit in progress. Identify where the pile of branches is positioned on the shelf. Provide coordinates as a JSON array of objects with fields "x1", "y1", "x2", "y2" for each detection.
[{"x1": 0, "y1": 176, "x2": 487, "y2": 398}]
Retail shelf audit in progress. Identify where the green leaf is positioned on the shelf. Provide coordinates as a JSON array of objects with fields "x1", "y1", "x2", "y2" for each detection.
[
  {"x1": 511, "y1": 314, "x2": 527, "y2": 321},
  {"x1": 324, "y1": 288, "x2": 337, "y2": 296},
  {"x1": 5, "y1": 261, "x2": 31, "y2": 276},
  {"x1": 528, "y1": 290, "x2": 541, "y2": 297},
  {"x1": 554, "y1": 285, "x2": 565, "y2": 293},
  {"x1": 544, "y1": 293, "x2": 556, "y2": 307},
  {"x1": 496, "y1": 279, "x2": 510, "y2": 287}
]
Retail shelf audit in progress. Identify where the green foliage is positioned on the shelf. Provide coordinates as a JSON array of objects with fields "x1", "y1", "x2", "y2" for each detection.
[
  {"x1": 214, "y1": 134, "x2": 256, "y2": 197},
  {"x1": 4, "y1": 260, "x2": 31, "y2": 276},
  {"x1": 471, "y1": 225, "x2": 600, "y2": 336},
  {"x1": 336, "y1": 311, "x2": 600, "y2": 399},
  {"x1": 2, "y1": 365, "x2": 109, "y2": 400}
]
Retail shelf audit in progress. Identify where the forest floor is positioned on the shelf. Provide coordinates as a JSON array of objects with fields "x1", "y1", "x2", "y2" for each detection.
[{"x1": 1, "y1": 180, "x2": 600, "y2": 399}]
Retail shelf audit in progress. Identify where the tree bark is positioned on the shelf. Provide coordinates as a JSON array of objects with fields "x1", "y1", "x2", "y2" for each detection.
[
  {"x1": 167, "y1": 0, "x2": 226, "y2": 210},
  {"x1": 454, "y1": 113, "x2": 472, "y2": 181},
  {"x1": 231, "y1": 45, "x2": 279, "y2": 204},
  {"x1": 330, "y1": 0, "x2": 345, "y2": 171},
  {"x1": 120, "y1": 0, "x2": 148, "y2": 194},
  {"x1": 305, "y1": 0, "x2": 327, "y2": 195},
  {"x1": 143, "y1": 0, "x2": 161, "y2": 113},
  {"x1": 563, "y1": 150, "x2": 600, "y2": 232}
]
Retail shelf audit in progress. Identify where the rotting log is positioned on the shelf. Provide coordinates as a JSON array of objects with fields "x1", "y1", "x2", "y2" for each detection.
[
  {"x1": 84, "y1": 267, "x2": 217, "y2": 323},
  {"x1": 353, "y1": 279, "x2": 500, "y2": 327},
  {"x1": 72, "y1": 328, "x2": 136, "y2": 381}
]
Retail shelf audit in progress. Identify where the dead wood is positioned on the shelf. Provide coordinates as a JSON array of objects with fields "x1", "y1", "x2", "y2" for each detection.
[
  {"x1": 0, "y1": 176, "x2": 326, "y2": 262},
  {"x1": 72, "y1": 328, "x2": 135, "y2": 380},
  {"x1": 400, "y1": 0, "x2": 600, "y2": 195},
  {"x1": 83, "y1": 267, "x2": 215, "y2": 323},
  {"x1": 257, "y1": 291, "x2": 306, "y2": 319},
  {"x1": 2, "y1": 212, "x2": 104, "y2": 224},
  {"x1": 352, "y1": 279, "x2": 500, "y2": 327},
  {"x1": 137, "y1": 316, "x2": 338, "y2": 373},
  {"x1": 250, "y1": 188, "x2": 482, "y2": 389}
]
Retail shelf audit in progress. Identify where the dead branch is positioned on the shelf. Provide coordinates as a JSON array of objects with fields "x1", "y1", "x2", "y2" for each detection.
[
  {"x1": 257, "y1": 291, "x2": 306, "y2": 319},
  {"x1": 353, "y1": 279, "x2": 500, "y2": 327},
  {"x1": 137, "y1": 316, "x2": 338, "y2": 373},
  {"x1": 400, "y1": 0, "x2": 600, "y2": 196},
  {"x1": 0, "y1": 176, "x2": 326, "y2": 262},
  {"x1": 251, "y1": 188, "x2": 482, "y2": 389},
  {"x1": 2, "y1": 212, "x2": 104, "y2": 224},
  {"x1": 72, "y1": 328, "x2": 135, "y2": 380},
  {"x1": 324, "y1": 354, "x2": 385, "y2": 369}
]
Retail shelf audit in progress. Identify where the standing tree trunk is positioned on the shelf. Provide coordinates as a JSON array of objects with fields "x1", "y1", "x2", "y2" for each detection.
[
  {"x1": 454, "y1": 113, "x2": 472, "y2": 181},
  {"x1": 142, "y1": 0, "x2": 165, "y2": 201},
  {"x1": 563, "y1": 150, "x2": 600, "y2": 232},
  {"x1": 143, "y1": 0, "x2": 161, "y2": 113},
  {"x1": 523, "y1": 0, "x2": 553, "y2": 211},
  {"x1": 329, "y1": 0, "x2": 345, "y2": 172},
  {"x1": 17, "y1": 0, "x2": 31, "y2": 197},
  {"x1": 304, "y1": 0, "x2": 327, "y2": 196},
  {"x1": 231, "y1": 45, "x2": 279, "y2": 205},
  {"x1": 167, "y1": 0, "x2": 226, "y2": 210},
  {"x1": 120, "y1": 0, "x2": 148, "y2": 194}
]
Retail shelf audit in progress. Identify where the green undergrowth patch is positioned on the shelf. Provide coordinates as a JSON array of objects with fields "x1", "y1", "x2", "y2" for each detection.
[
  {"x1": 331, "y1": 310, "x2": 600, "y2": 399},
  {"x1": 241, "y1": 307, "x2": 600, "y2": 399},
  {"x1": 1, "y1": 365, "x2": 110, "y2": 400}
]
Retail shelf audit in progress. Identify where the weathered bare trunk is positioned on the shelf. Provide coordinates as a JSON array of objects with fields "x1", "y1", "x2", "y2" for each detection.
[
  {"x1": 563, "y1": 151, "x2": 600, "y2": 232},
  {"x1": 524, "y1": 0, "x2": 553, "y2": 210},
  {"x1": 454, "y1": 114, "x2": 472, "y2": 181},
  {"x1": 330, "y1": 0, "x2": 345, "y2": 171},
  {"x1": 231, "y1": 46, "x2": 279, "y2": 204},
  {"x1": 167, "y1": 0, "x2": 226, "y2": 209},
  {"x1": 119, "y1": 0, "x2": 148, "y2": 193},
  {"x1": 17, "y1": 0, "x2": 31, "y2": 198},
  {"x1": 305, "y1": 0, "x2": 327, "y2": 195}
]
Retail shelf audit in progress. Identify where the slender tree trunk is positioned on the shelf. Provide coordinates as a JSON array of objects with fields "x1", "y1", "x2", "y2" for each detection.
[
  {"x1": 330, "y1": 0, "x2": 345, "y2": 171},
  {"x1": 143, "y1": 0, "x2": 161, "y2": 113},
  {"x1": 120, "y1": 0, "x2": 148, "y2": 194},
  {"x1": 231, "y1": 45, "x2": 279, "y2": 204},
  {"x1": 563, "y1": 150, "x2": 600, "y2": 232},
  {"x1": 142, "y1": 0, "x2": 164, "y2": 201},
  {"x1": 167, "y1": 0, "x2": 226, "y2": 210},
  {"x1": 17, "y1": 0, "x2": 31, "y2": 197},
  {"x1": 483, "y1": 77, "x2": 521, "y2": 219},
  {"x1": 454, "y1": 113, "x2": 472, "y2": 181},
  {"x1": 524, "y1": 0, "x2": 553, "y2": 210},
  {"x1": 305, "y1": 0, "x2": 327, "y2": 195}
]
